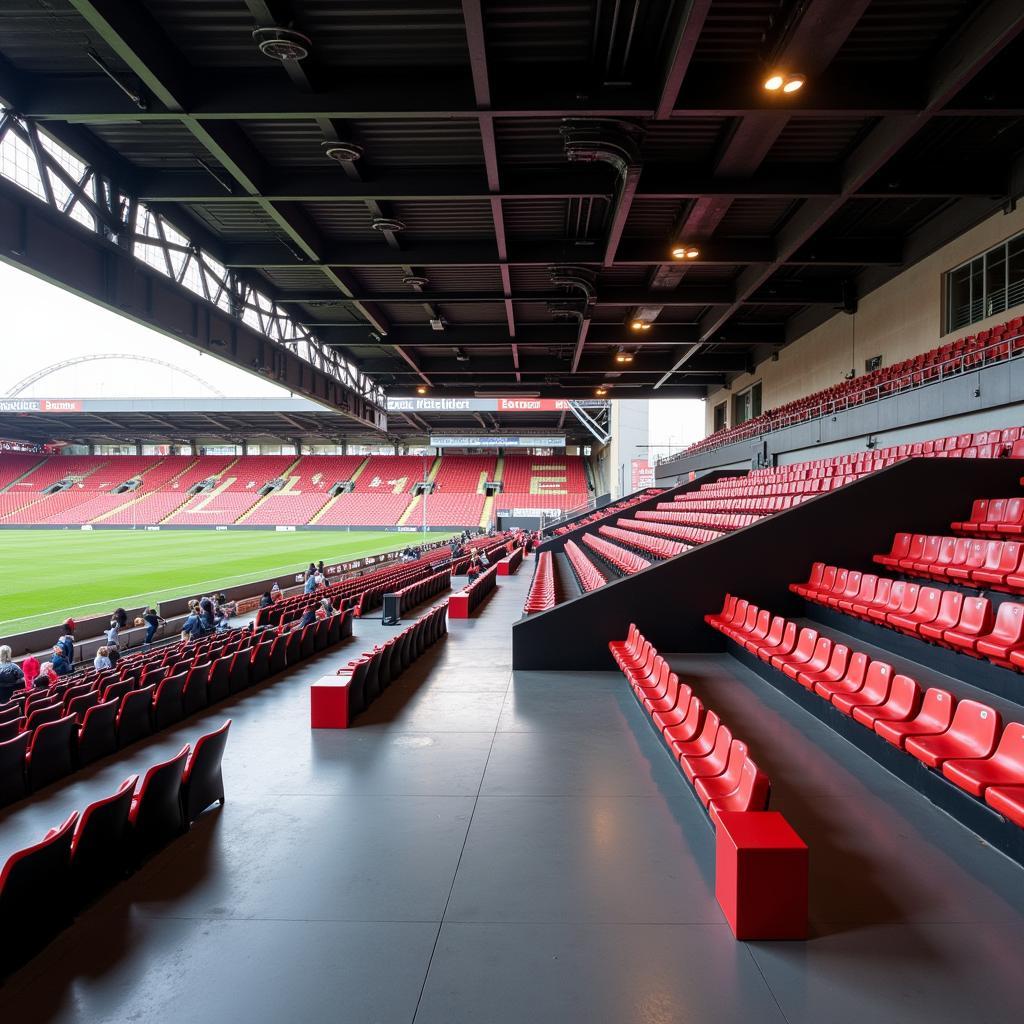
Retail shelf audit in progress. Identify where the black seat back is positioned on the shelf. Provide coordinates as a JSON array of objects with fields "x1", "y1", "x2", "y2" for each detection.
[
  {"x1": 181, "y1": 720, "x2": 231, "y2": 823},
  {"x1": 27, "y1": 715, "x2": 77, "y2": 791},
  {"x1": 78, "y1": 698, "x2": 119, "y2": 766}
]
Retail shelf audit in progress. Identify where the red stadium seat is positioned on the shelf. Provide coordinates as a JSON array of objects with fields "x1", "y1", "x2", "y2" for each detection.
[
  {"x1": 904, "y1": 700, "x2": 1001, "y2": 767},
  {"x1": 943, "y1": 723, "x2": 1024, "y2": 796}
]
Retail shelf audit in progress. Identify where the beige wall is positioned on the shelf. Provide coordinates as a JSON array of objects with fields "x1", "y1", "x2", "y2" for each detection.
[{"x1": 704, "y1": 204, "x2": 1024, "y2": 434}]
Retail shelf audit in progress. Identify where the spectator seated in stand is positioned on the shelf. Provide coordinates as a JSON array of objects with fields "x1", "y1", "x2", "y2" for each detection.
[
  {"x1": 50, "y1": 646, "x2": 73, "y2": 677},
  {"x1": 55, "y1": 632, "x2": 74, "y2": 662},
  {"x1": 259, "y1": 592, "x2": 273, "y2": 609},
  {"x1": 295, "y1": 607, "x2": 317, "y2": 631},
  {"x1": 270, "y1": 582, "x2": 282, "y2": 603},
  {"x1": 36, "y1": 662, "x2": 56, "y2": 687},
  {"x1": 0, "y1": 645, "x2": 24, "y2": 703},
  {"x1": 93, "y1": 646, "x2": 112, "y2": 672},
  {"x1": 20, "y1": 653, "x2": 39, "y2": 690}
]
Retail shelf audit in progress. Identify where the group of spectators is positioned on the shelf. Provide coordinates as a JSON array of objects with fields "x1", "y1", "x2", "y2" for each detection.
[
  {"x1": 0, "y1": 602, "x2": 176, "y2": 702},
  {"x1": 180, "y1": 593, "x2": 234, "y2": 643}
]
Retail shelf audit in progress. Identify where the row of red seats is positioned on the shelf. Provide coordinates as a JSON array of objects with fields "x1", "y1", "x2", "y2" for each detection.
[
  {"x1": 609, "y1": 626, "x2": 770, "y2": 823},
  {"x1": 0, "y1": 615, "x2": 351, "y2": 808},
  {"x1": 392, "y1": 568, "x2": 452, "y2": 616},
  {"x1": 551, "y1": 489, "x2": 663, "y2": 536},
  {"x1": 563, "y1": 540, "x2": 606, "y2": 592},
  {"x1": 793, "y1": 563, "x2": 1024, "y2": 671},
  {"x1": 581, "y1": 532, "x2": 650, "y2": 575},
  {"x1": 524, "y1": 551, "x2": 556, "y2": 613},
  {"x1": 671, "y1": 317, "x2": 1024, "y2": 459},
  {"x1": 671, "y1": 495, "x2": 811, "y2": 514},
  {"x1": 875, "y1": 533, "x2": 1024, "y2": 594},
  {"x1": 336, "y1": 604, "x2": 448, "y2": 719},
  {"x1": 614, "y1": 517, "x2": 696, "y2": 543},
  {"x1": 597, "y1": 523, "x2": 687, "y2": 559},
  {"x1": 952, "y1": 498, "x2": 1024, "y2": 538},
  {"x1": 0, "y1": 721, "x2": 230, "y2": 974},
  {"x1": 706, "y1": 595, "x2": 1024, "y2": 828},
  {"x1": 653, "y1": 509, "x2": 761, "y2": 533}
]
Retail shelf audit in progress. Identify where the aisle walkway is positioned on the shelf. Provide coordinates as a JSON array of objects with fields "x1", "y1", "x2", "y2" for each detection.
[{"x1": 2, "y1": 564, "x2": 1023, "y2": 1022}]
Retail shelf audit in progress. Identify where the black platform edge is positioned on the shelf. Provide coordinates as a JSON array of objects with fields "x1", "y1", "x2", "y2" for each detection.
[
  {"x1": 514, "y1": 458, "x2": 1024, "y2": 670},
  {"x1": 727, "y1": 641, "x2": 1024, "y2": 870},
  {"x1": 804, "y1": 602, "x2": 1024, "y2": 710}
]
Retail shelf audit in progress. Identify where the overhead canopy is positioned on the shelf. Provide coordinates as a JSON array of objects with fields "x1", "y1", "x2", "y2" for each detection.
[
  {"x1": 0, "y1": 397, "x2": 607, "y2": 447},
  {"x1": 0, "y1": 0, "x2": 1022, "y2": 400}
]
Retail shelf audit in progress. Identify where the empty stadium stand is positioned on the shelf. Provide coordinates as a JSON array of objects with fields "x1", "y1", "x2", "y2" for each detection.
[
  {"x1": 672, "y1": 315, "x2": 1024, "y2": 459},
  {"x1": 0, "y1": 453, "x2": 590, "y2": 528}
]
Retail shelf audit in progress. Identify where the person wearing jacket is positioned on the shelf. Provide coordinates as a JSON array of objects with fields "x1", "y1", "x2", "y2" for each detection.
[
  {"x1": 20, "y1": 653, "x2": 39, "y2": 690},
  {"x1": 49, "y1": 646, "x2": 73, "y2": 677},
  {"x1": 0, "y1": 646, "x2": 24, "y2": 703}
]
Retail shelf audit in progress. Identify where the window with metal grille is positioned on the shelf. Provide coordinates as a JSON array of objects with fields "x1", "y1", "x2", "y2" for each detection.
[{"x1": 945, "y1": 231, "x2": 1024, "y2": 333}]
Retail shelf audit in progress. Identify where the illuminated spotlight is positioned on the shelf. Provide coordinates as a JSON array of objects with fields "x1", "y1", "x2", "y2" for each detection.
[
  {"x1": 671, "y1": 245, "x2": 700, "y2": 260},
  {"x1": 630, "y1": 319, "x2": 652, "y2": 331},
  {"x1": 416, "y1": 385, "x2": 428, "y2": 395},
  {"x1": 614, "y1": 350, "x2": 634, "y2": 364},
  {"x1": 595, "y1": 386, "x2": 609, "y2": 396},
  {"x1": 764, "y1": 71, "x2": 805, "y2": 93}
]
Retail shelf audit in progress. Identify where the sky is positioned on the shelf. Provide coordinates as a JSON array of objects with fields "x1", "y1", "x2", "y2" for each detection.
[{"x1": 0, "y1": 260, "x2": 706, "y2": 452}]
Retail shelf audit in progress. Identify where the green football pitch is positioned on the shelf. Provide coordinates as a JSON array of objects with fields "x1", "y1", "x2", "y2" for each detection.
[{"x1": 0, "y1": 529, "x2": 457, "y2": 636}]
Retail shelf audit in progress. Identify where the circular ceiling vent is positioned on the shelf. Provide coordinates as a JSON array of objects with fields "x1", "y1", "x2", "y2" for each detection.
[
  {"x1": 371, "y1": 218, "x2": 406, "y2": 233},
  {"x1": 321, "y1": 141, "x2": 363, "y2": 163},
  {"x1": 252, "y1": 27, "x2": 312, "y2": 62},
  {"x1": 402, "y1": 275, "x2": 429, "y2": 288}
]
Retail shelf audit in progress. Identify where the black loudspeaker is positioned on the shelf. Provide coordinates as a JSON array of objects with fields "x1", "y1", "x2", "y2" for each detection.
[{"x1": 381, "y1": 593, "x2": 401, "y2": 626}]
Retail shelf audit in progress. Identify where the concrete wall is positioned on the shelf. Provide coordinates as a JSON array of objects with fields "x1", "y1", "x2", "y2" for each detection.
[
  {"x1": 608, "y1": 399, "x2": 650, "y2": 499},
  {"x1": 705, "y1": 204, "x2": 1024, "y2": 434}
]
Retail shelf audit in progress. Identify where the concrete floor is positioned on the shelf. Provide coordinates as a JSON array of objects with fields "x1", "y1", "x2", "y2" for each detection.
[{"x1": 1, "y1": 561, "x2": 1023, "y2": 1022}]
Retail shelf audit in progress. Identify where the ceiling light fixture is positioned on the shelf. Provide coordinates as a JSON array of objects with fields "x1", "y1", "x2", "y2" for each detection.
[
  {"x1": 615, "y1": 348, "x2": 634, "y2": 364},
  {"x1": 322, "y1": 141, "x2": 362, "y2": 164},
  {"x1": 595, "y1": 385, "x2": 611, "y2": 396},
  {"x1": 371, "y1": 217, "x2": 406, "y2": 233},
  {"x1": 671, "y1": 245, "x2": 700, "y2": 260},
  {"x1": 252, "y1": 27, "x2": 312, "y2": 62},
  {"x1": 402, "y1": 275, "x2": 429, "y2": 288},
  {"x1": 416, "y1": 385, "x2": 428, "y2": 395},
  {"x1": 630, "y1": 319, "x2": 651, "y2": 331},
  {"x1": 764, "y1": 71, "x2": 805, "y2": 93}
]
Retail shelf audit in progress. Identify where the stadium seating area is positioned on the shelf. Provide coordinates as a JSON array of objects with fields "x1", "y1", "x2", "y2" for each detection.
[
  {"x1": 705, "y1": 597, "x2": 1024, "y2": 829},
  {"x1": 0, "y1": 720, "x2": 230, "y2": 974},
  {"x1": 672, "y1": 315, "x2": 1024, "y2": 459},
  {"x1": 610, "y1": 626, "x2": 771, "y2": 822},
  {"x1": 498, "y1": 455, "x2": 590, "y2": 511},
  {"x1": 0, "y1": 453, "x2": 591, "y2": 527}
]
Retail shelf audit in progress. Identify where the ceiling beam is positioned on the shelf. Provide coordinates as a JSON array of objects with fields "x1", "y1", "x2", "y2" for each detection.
[
  {"x1": 653, "y1": 0, "x2": 873, "y2": 292},
  {"x1": 683, "y1": 0, "x2": 1024, "y2": 370},
  {"x1": 654, "y1": 0, "x2": 713, "y2": 119},
  {"x1": 64, "y1": 0, "x2": 389, "y2": 336},
  {"x1": 461, "y1": 2, "x2": 516, "y2": 343},
  {"x1": 309, "y1": 322, "x2": 786, "y2": 347},
  {"x1": 129, "y1": 165, "x2": 1008, "y2": 204},
  {"x1": 222, "y1": 237, "x2": 902, "y2": 269},
  {"x1": 21, "y1": 66, "x2": 1024, "y2": 123},
  {"x1": 276, "y1": 283, "x2": 846, "y2": 307}
]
